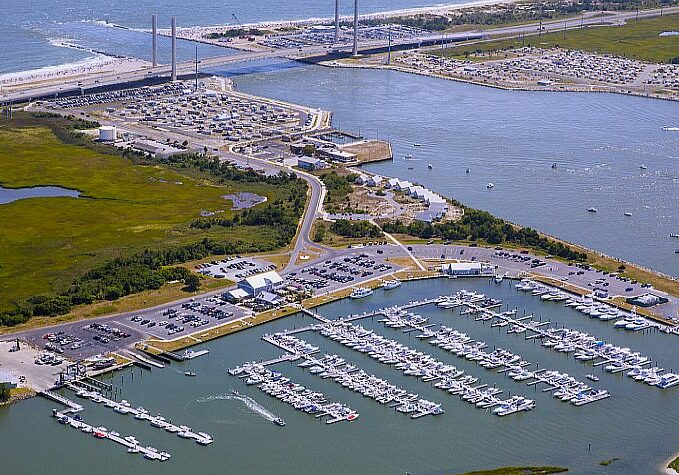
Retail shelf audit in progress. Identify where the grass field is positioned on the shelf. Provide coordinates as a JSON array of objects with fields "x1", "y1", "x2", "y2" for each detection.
[
  {"x1": 437, "y1": 13, "x2": 679, "y2": 63},
  {"x1": 0, "y1": 118, "x2": 286, "y2": 313}
]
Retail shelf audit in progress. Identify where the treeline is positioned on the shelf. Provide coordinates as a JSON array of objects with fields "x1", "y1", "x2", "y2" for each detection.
[
  {"x1": 381, "y1": 209, "x2": 587, "y2": 261},
  {"x1": 319, "y1": 171, "x2": 357, "y2": 213},
  {"x1": 355, "y1": 0, "x2": 676, "y2": 30},
  {"x1": 206, "y1": 28, "x2": 269, "y2": 39},
  {"x1": 331, "y1": 219, "x2": 383, "y2": 239}
]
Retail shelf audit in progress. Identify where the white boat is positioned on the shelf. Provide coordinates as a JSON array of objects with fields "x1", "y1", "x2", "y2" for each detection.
[
  {"x1": 640, "y1": 165, "x2": 647, "y2": 170},
  {"x1": 350, "y1": 287, "x2": 374, "y2": 299},
  {"x1": 404, "y1": 154, "x2": 412, "y2": 159},
  {"x1": 670, "y1": 233, "x2": 679, "y2": 238},
  {"x1": 662, "y1": 126, "x2": 679, "y2": 131},
  {"x1": 183, "y1": 349, "x2": 209, "y2": 359},
  {"x1": 382, "y1": 279, "x2": 401, "y2": 290},
  {"x1": 486, "y1": 182, "x2": 494, "y2": 189},
  {"x1": 587, "y1": 207, "x2": 597, "y2": 213},
  {"x1": 624, "y1": 212, "x2": 632, "y2": 217},
  {"x1": 427, "y1": 163, "x2": 433, "y2": 169},
  {"x1": 493, "y1": 274, "x2": 504, "y2": 284},
  {"x1": 586, "y1": 374, "x2": 600, "y2": 382}
]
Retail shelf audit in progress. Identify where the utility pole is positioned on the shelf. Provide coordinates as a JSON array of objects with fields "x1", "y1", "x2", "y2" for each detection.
[
  {"x1": 539, "y1": 19, "x2": 542, "y2": 37},
  {"x1": 352, "y1": 0, "x2": 359, "y2": 56},
  {"x1": 580, "y1": 12, "x2": 584, "y2": 29},
  {"x1": 151, "y1": 14, "x2": 157, "y2": 67},
  {"x1": 636, "y1": 7, "x2": 639, "y2": 21},
  {"x1": 563, "y1": 20, "x2": 567, "y2": 41}
]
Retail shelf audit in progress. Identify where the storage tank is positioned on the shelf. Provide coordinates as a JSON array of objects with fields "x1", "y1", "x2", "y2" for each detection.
[{"x1": 99, "y1": 126, "x2": 117, "y2": 142}]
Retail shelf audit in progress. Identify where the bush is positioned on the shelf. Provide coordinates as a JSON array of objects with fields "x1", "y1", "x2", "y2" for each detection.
[{"x1": 331, "y1": 219, "x2": 383, "y2": 238}]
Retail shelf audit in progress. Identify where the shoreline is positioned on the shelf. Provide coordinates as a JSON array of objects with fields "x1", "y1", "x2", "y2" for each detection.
[{"x1": 320, "y1": 58, "x2": 679, "y2": 103}]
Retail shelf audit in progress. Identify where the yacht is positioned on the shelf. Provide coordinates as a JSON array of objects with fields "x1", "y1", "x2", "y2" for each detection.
[
  {"x1": 382, "y1": 279, "x2": 401, "y2": 290},
  {"x1": 350, "y1": 287, "x2": 374, "y2": 299}
]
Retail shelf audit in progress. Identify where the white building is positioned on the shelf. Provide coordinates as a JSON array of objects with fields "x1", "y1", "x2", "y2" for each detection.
[
  {"x1": 355, "y1": 174, "x2": 371, "y2": 185},
  {"x1": 367, "y1": 175, "x2": 383, "y2": 187},
  {"x1": 237, "y1": 270, "x2": 284, "y2": 296},
  {"x1": 441, "y1": 262, "x2": 494, "y2": 276}
]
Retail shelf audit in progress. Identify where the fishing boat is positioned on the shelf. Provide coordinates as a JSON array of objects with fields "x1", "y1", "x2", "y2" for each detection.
[
  {"x1": 382, "y1": 279, "x2": 401, "y2": 290},
  {"x1": 350, "y1": 287, "x2": 374, "y2": 299}
]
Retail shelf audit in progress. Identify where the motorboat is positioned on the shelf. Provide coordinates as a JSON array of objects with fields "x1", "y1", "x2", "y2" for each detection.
[
  {"x1": 382, "y1": 279, "x2": 401, "y2": 290},
  {"x1": 586, "y1": 374, "x2": 600, "y2": 382},
  {"x1": 486, "y1": 182, "x2": 494, "y2": 189},
  {"x1": 350, "y1": 287, "x2": 374, "y2": 299},
  {"x1": 184, "y1": 371, "x2": 197, "y2": 377},
  {"x1": 587, "y1": 207, "x2": 597, "y2": 213},
  {"x1": 624, "y1": 212, "x2": 632, "y2": 217},
  {"x1": 273, "y1": 417, "x2": 285, "y2": 426}
]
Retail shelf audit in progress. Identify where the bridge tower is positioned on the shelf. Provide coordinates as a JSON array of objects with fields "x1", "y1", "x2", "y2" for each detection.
[
  {"x1": 171, "y1": 16, "x2": 177, "y2": 81},
  {"x1": 352, "y1": 0, "x2": 359, "y2": 56},
  {"x1": 334, "y1": 0, "x2": 340, "y2": 43},
  {"x1": 151, "y1": 14, "x2": 158, "y2": 67}
]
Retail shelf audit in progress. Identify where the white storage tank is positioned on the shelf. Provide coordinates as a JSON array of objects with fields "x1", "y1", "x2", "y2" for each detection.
[{"x1": 99, "y1": 125, "x2": 117, "y2": 142}]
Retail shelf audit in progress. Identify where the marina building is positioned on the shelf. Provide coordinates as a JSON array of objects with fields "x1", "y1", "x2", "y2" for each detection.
[
  {"x1": 0, "y1": 371, "x2": 18, "y2": 389},
  {"x1": 297, "y1": 157, "x2": 329, "y2": 171},
  {"x1": 441, "y1": 262, "x2": 494, "y2": 276}
]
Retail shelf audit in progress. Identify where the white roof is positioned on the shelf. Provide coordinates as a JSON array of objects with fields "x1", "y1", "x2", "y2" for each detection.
[
  {"x1": 241, "y1": 270, "x2": 284, "y2": 289},
  {"x1": 443, "y1": 262, "x2": 482, "y2": 271},
  {"x1": 226, "y1": 288, "x2": 249, "y2": 299}
]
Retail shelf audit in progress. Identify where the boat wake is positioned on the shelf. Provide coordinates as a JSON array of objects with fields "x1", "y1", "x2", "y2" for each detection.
[{"x1": 196, "y1": 393, "x2": 278, "y2": 423}]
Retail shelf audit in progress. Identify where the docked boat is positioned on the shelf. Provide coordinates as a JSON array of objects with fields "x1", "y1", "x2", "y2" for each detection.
[
  {"x1": 183, "y1": 349, "x2": 210, "y2": 359},
  {"x1": 350, "y1": 287, "x2": 374, "y2": 299},
  {"x1": 382, "y1": 279, "x2": 401, "y2": 290},
  {"x1": 586, "y1": 374, "x2": 600, "y2": 382}
]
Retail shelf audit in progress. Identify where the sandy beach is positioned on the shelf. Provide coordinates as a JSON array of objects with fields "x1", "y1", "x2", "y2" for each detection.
[
  {"x1": 0, "y1": 56, "x2": 151, "y2": 93},
  {"x1": 171, "y1": 0, "x2": 517, "y2": 41}
]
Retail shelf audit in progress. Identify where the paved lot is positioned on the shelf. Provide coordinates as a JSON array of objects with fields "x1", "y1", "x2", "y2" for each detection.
[
  {"x1": 0, "y1": 340, "x2": 60, "y2": 391},
  {"x1": 197, "y1": 256, "x2": 275, "y2": 281}
]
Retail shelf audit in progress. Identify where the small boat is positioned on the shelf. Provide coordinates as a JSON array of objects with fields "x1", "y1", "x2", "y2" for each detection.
[
  {"x1": 407, "y1": 166, "x2": 414, "y2": 170},
  {"x1": 624, "y1": 212, "x2": 632, "y2": 217},
  {"x1": 350, "y1": 287, "x2": 374, "y2": 299},
  {"x1": 552, "y1": 162, "x2": 557, "y2": 168},
  {"x1": 670, "y1": 233, "x2": 679, "y2": 238},
  {"x1": 587, "y1": 207, "x2": 597, "y2": 213},
  {"x1": 346, "y1": 412, "x2": 359, "y2": 421},
  {"x1": 414, "y1": 143, "x2": 422, "y2": 147},
  {"x1": 662, "y1": 126, "x2": 679, "y2": 131},
  {"x1": 639, "y1": 165, "x2": 647, "y2": 170},
  {"x1": 427, "y1": 163, "x2": 433, "y2": 169},
  {"x1": 586, "y1": 374, "x2": 600, "y2": 382},
  {"x1": 382, "y1": 279, "x2": 401, "y2": 290},
  {"x1": 273, "y1": 417, "x2": 285, "y2": 426},
  {"x1": 486, "y1": 183, "x2": 494, "y2": 189},
  {"x1": 127, "y1": 446, "x2": 139, "y2": 454},
  {"x1": 184, "y1": 371, "x2": 197, "y2": 377},
  {"x1": 404, "y1": 154, "x2": 412, "y2": 159},
  {"x1": 465, "y1": 168, "x2": 470, "y2": 174}
]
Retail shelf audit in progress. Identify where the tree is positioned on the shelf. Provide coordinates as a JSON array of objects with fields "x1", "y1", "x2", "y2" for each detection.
[
  {"x1": 0, "y1": 384, "x2": 10, "y2": 402},
  {"x1": 314, "y1": 222, "x2": 326, "y2": 242},
  {"x1": 184, "y1": 274, "x2": 201, "y2": 292}
]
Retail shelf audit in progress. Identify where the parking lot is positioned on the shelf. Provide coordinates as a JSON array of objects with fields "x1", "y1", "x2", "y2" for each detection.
[
  {"x1": 197, "y1": 256, "x2": 276, "y2": 280},
  {"x1": 287, "y1": 253, "x2": 397, "y2": 294}
]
